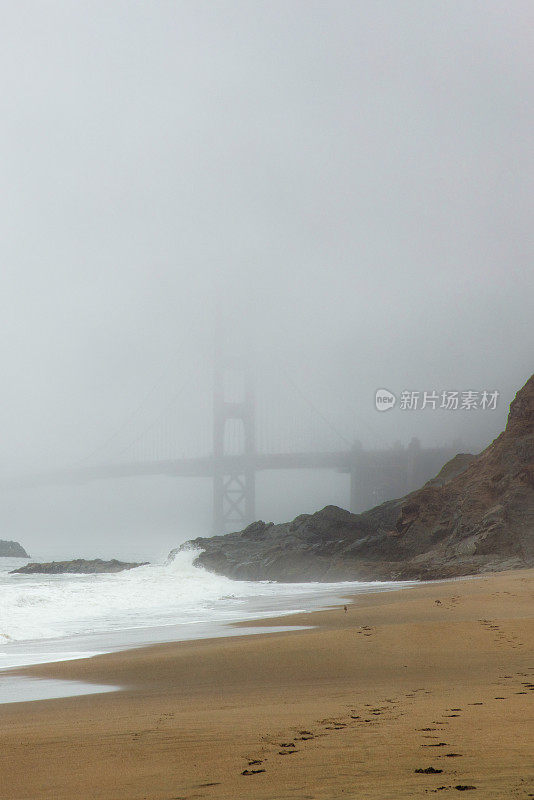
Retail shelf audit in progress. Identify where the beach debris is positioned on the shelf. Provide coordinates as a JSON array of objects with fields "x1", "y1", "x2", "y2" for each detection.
[
  {"x1": 454, "y1": 786, "x2": 477, "y2": 791},
  {"x1": 415, "y1": 767, "x2": 443, "y2": 774},
  {"x1": 248, "y1": 760, "x2": 263, "y2": 765},
  {"x1": 241, "y1": 769, "x2": 266, "y2": 775}
]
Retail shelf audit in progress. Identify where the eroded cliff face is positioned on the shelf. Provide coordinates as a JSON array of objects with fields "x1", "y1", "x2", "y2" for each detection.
[
  {"x1": 389, "y1": 373, "x2": 534, "y2": 573},
  {"x1": 177, "y1": 375, "x2": 534, "y2": 582}
]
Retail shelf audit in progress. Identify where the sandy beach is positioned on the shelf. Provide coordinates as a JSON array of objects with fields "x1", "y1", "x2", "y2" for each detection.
[{"x1": 1, "y1": 568, "x2": 533, "y2": 800}]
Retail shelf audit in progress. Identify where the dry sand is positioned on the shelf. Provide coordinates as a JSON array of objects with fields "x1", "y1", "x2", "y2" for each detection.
[{"x1": 1, "y1": 568, "x2": 533, "y2": 799}]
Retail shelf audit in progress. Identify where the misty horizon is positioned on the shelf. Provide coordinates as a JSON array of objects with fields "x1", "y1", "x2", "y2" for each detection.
[{"x1": 0, "y1": 1, "x2": 531, "y2": 561}]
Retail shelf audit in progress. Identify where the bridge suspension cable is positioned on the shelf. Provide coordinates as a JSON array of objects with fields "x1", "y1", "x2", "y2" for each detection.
[
  {"x1": 273, "y1": 364, "x2": 352, "y2": 449},
  {"x1": 74, "y1": 311, "x2": 207, "y2": 466},
  {"x1": 112, "y1": 359, "x2": 207, "y2": 461}
]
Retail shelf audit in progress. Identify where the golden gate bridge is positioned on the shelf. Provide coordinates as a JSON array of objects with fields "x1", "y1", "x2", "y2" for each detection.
[{"x1": 20, "y1": 340, "x2": 461, "y2": 534}]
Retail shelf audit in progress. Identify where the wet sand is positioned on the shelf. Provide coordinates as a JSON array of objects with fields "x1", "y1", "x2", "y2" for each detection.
[{"x1": 1, "y1": 568, "x2": 533, "y2": 799}]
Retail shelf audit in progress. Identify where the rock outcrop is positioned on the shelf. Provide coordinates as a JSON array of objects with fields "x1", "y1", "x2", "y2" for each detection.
[
  {"x1": 177, "y1": 374, "x2": 534, "y2": 581},
  {"x1": 10, "y1": 558, "x2": 148, "y2": 575},
  {"x1": 0, "y1": 540, "x2": 29, "y2": 558}
]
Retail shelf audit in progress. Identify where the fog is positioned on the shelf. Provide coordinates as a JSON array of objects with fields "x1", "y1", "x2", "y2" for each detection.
[{"x1": 0, "y1": 1, "x2": 532, "y2": 560}]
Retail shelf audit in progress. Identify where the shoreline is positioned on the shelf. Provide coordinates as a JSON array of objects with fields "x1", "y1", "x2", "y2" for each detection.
[
  {"x1": 2, "y1": 575, "x2": 423, "y2": 687},
  {"x1": 0, "y1": 573, "x2": 415, "y2": 675},
  {"x1": 1, "y1": 570, "x2": 477, "y2": 684},
  {"x1": 1, "y1": 567, "x2": 533, "y2": 798}
]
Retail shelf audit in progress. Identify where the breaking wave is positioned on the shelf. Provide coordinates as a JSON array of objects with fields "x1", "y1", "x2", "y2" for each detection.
[{"x1": 0, "y1": 548, "x2": 390, "y2": 644}]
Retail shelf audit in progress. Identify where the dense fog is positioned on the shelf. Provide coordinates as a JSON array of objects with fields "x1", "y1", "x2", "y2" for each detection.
[{"x1": 0, "y1": 2, "x2": 532, "y2": 560}]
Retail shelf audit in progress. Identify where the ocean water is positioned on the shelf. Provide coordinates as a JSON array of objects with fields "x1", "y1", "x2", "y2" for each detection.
[
  {"x1": 0, "y1": 675, "x2": 120, "y2": 704},
  {"x1": 0, "y1": 548, "x2": 413, "y2": 673}
]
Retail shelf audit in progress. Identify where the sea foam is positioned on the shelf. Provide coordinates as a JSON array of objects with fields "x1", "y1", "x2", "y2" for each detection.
[{"x1": 0, "y1": 547, "x2": 407, "y2": 645}]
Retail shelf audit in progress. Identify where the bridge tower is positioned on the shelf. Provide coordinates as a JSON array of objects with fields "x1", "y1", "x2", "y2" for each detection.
[{"x1": 212, "y1": 348, "x2": 256, "y2": 535}]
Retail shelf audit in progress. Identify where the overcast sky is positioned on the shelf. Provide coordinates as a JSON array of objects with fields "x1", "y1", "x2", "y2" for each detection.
[{"x1": 0, "y1": 1, "x2": 532, "y2": 559}]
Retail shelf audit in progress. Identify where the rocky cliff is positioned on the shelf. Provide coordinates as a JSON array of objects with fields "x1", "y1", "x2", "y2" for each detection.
[
  {"x1": 0, "y1": 540, "x2": 29, "y2": 558},
  {"x1": 177, "y1": 374, "x2": 534, "y2": 581}
]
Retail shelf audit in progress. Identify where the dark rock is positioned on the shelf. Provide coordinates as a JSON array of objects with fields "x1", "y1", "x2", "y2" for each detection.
[
  {"x1": 0, "y1": 540, "x2": 29, "y2": 558},
  {"x1": 10, "y1": 558, "x2": 148, "y2": 575},
  {"x1": 173, "y1": 375, "x2": 534, "y2": 582},
  {"x1": 415, "y1": 767, "x2": 443, "y2": 774}
]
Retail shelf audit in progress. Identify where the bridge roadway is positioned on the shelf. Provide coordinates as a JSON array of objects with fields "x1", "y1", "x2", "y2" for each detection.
[
  {"x1": 25, "y1": 451, "x2": 357, "y2": 484},
  {"x1": 21, "y1": 443, "x2": 453, "y2": 489},
  {"x1": 14, "y1": 444, "x2": 457, "y2": 523}
]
